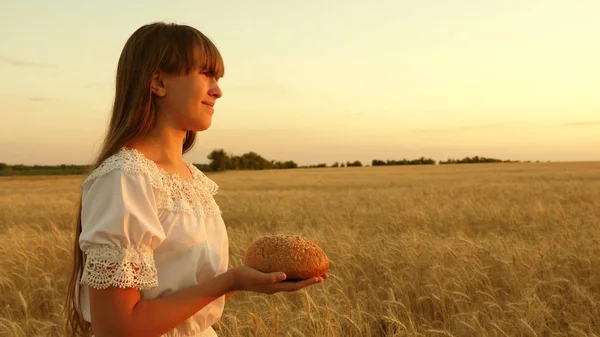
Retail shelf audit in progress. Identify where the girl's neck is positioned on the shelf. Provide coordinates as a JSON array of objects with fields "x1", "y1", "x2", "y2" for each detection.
[{"x1": 129, "y1": 126, "x2": 188, "y2": 167}]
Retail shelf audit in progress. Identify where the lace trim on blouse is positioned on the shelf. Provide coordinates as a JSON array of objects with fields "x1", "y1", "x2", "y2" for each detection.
[
  {"x1": 82, "y1": 147, "x2": 221, "y2": 219},
  {"x1": 81, "y1": 244, "x2": 158, "y2": 290}
]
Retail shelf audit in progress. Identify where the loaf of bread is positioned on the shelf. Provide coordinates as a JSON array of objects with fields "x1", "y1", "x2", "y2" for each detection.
[{"x1": 244, "y1": 235, "x2": 330, "y2": 281}]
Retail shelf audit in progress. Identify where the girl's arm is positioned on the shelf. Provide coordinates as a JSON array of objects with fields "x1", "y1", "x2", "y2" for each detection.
[
  {"x1": 89, "y1": 266, "x2": 323, "y2": 337},
  {"x1": 89, "y1": 270, "x2": 231, "y2": 337}
]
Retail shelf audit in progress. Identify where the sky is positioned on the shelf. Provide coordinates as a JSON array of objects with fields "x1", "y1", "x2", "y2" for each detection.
[{"x1": 1, "y1": 0, "x2": 598, "y2": 166}]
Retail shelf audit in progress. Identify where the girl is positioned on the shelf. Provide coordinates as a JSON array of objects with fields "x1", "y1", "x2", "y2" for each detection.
[{"x1": 65, "y1": 22, "x2": 327, "y2": 337}]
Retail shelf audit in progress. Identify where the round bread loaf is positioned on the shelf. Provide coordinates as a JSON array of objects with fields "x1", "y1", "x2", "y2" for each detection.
[{"x1": 244, "y1": 235, "x2": 329, "y2": 281}]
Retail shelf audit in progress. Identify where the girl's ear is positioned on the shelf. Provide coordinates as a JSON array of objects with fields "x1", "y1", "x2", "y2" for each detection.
[{"x1": 150, "y1": 71, "x2": 167, "y2": 97}]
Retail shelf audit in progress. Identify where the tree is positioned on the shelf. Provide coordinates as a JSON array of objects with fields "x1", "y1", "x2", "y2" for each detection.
[
  {"x1": 207, "y1": 149, "x2": 229, "y2": 171},
  {"x1": 346, "y1": 160, "x2": 362, "y2": 167},
  {"x1": 237, "y1": 152, "x2": 271, "y2": 170}
]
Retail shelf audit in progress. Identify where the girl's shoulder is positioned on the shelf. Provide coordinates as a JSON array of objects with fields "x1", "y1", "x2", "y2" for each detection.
[
  {"x1": 82, "y1": 147, "x2": 216, "y2": 189},
  {"x1": 82, "y1": 147, "x2": 221, "y2": 218},
  {"x1": 82, "y1": 147, "x2": 145, "y2": 186}
]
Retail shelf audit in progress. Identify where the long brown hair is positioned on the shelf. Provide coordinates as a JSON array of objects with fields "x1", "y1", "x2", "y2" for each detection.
[{"x1": 64, "y1": 22, "x2": 224, "y2": 336}]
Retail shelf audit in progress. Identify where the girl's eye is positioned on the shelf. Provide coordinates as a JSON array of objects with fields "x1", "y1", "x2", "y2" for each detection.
[{"x1": 201, "y1": 71, "x2": 219, "y2": 82}]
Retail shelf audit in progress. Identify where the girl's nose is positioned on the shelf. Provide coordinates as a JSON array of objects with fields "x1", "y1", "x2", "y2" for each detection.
[{"x1": 210, "y1": 82, "x2": 222, "y2": 98}]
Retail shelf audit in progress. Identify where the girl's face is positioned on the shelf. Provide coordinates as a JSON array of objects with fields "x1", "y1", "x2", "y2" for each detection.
[{"x1": 153, "y1": 70, "x2": 223, "y2": 132}]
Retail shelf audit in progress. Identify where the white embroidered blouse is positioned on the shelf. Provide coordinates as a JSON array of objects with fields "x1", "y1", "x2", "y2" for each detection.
[{"x1": 75, "y1": 147, "x2": 229, "y2": 337}]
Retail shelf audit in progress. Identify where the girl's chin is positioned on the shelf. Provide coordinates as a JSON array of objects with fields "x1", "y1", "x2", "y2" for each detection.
[{"x1": 191, "y1": 120, "x2": 212, "y2": 132}]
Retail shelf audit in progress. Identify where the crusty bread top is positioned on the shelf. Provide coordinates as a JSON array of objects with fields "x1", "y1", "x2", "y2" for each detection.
[{"x1": 244, "y1": 235, "x2": 329, "y2": 279}]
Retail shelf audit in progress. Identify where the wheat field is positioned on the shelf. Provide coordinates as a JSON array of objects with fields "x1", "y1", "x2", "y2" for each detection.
[{"x1": 1, "y1": 162, "x2": 599, "y2": 337}]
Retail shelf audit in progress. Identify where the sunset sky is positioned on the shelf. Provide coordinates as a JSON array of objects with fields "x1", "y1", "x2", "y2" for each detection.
[{"x1": 1, "y1": 0, "x2": 598, "y2": 166}]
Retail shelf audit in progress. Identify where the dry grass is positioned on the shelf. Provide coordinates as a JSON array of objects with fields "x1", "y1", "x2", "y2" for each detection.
[{"x1": 1, "y1": 162, "x2": 600, "y2": 336}]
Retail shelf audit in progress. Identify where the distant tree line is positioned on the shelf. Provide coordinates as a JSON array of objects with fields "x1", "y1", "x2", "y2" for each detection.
[
  {"x1": 197, "y1": 149, "x2": 298, "y2": 172},
  {"x1": 0, "y1": 152, "x2": 526, "y2": 176},
  {"x1": 439, "y1": 156, "x2": 519, "y2": 164},
  {"x1": 0, "y1": 163, "x2": 89, "y2": 176},
  {"x1": 372, "y1": 157, "x2": 436, "y2": 166}
]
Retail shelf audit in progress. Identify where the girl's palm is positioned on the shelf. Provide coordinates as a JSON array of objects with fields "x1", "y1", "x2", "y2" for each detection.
[{"x1": 231, "y1": 266, "x2": 326, "y2": 294}]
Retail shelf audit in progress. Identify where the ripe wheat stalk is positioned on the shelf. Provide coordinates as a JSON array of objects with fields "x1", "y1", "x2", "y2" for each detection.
[{"x1": 1, "y1": 162, "x2": 599, "y2": 336}]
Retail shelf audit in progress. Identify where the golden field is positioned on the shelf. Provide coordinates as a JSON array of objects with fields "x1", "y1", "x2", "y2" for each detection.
[{"x1": 1, "y1": 162, "x2": 600, "y2": 337}]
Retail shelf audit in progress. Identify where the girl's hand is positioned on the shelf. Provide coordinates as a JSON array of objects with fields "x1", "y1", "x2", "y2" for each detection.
[{"x1": 228, "y1": 266, "x2": 326, "y2": 294}]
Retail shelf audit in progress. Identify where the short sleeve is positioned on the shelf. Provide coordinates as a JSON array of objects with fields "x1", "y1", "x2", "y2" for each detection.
[{"x1": 79, "y1": 169, "x2": 166, "y2": 290}]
